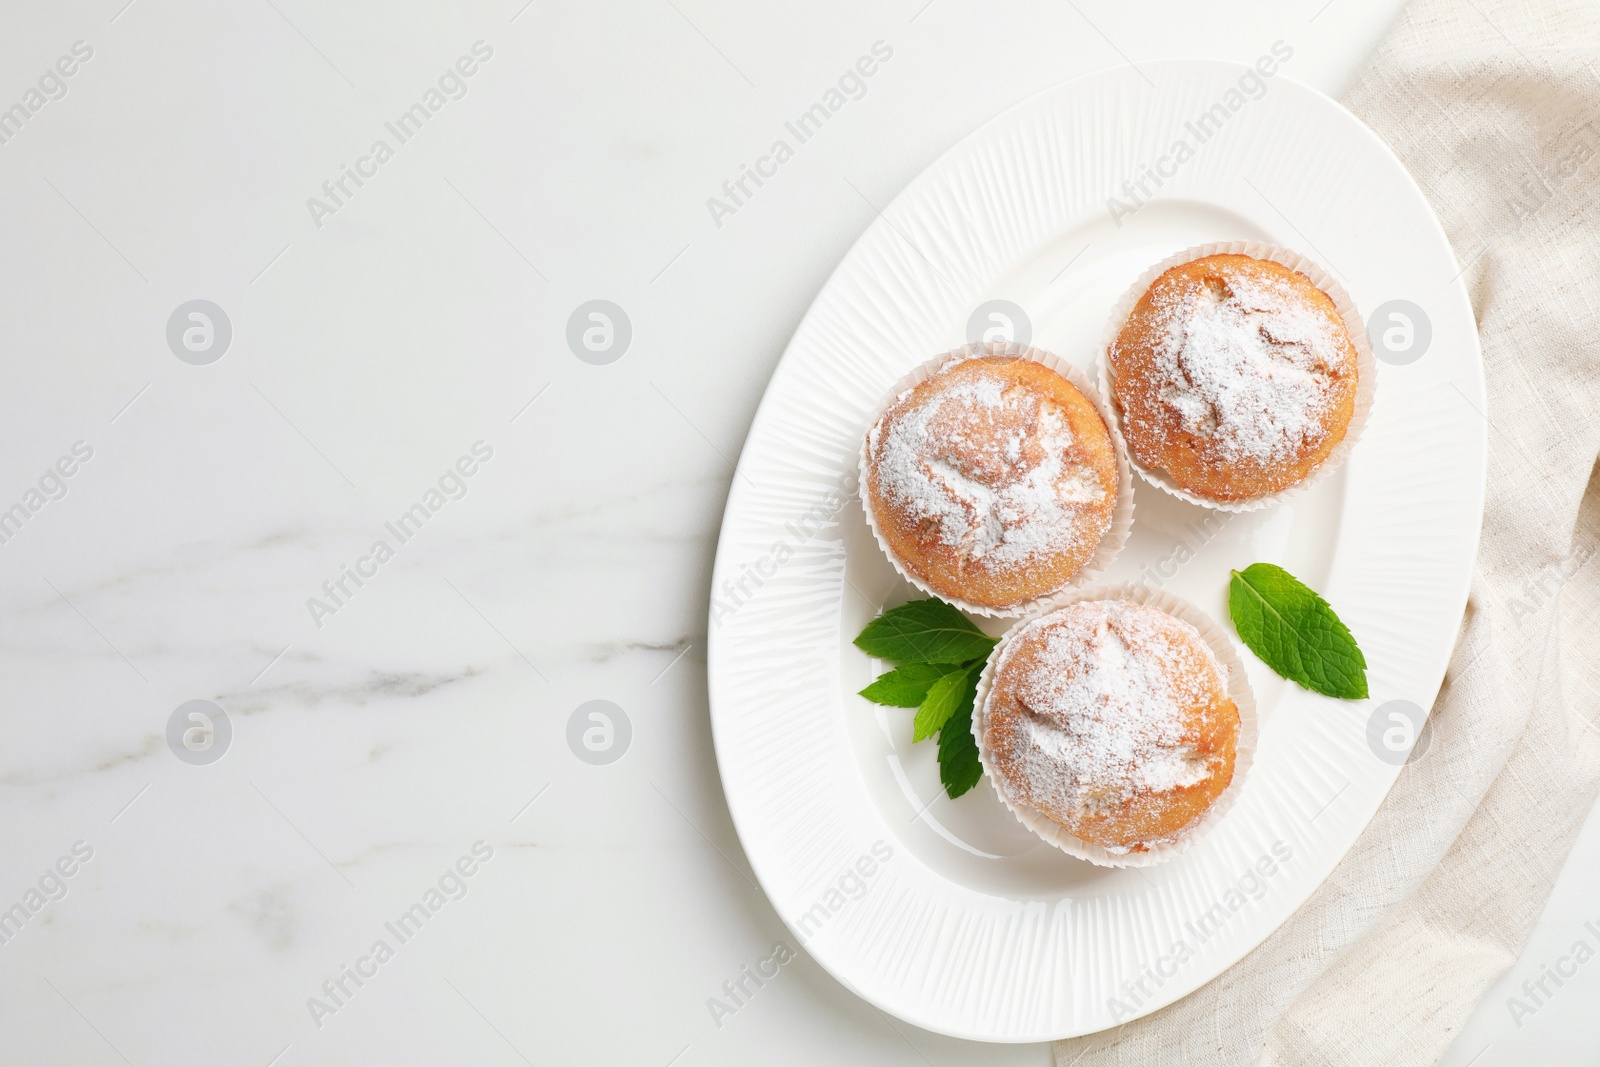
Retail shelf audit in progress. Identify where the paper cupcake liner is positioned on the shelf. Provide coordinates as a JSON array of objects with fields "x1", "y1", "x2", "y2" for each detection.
[
  {"x1": 859, "y1": 340, "x2": 1135, "y2": 619},
  {"x1": 1095, "y1": 241, "x2": 1378, "y2": 513},
  {"x1": 970, "y1": 582, "x2": 1258, "y2": 869}
]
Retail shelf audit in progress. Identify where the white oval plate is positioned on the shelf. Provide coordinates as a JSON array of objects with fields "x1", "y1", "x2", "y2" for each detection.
[{"x1": 706, "y1": 60, "x2": 1484, "y2": 1042}]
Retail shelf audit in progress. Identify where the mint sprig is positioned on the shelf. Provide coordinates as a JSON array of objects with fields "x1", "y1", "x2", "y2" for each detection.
[
  {"x1": 1228, "y1": 563, "x2": 1368, "y2": 699},
  {"x1": 855, "y1": 599, "x2": 996, "y2": 798}
]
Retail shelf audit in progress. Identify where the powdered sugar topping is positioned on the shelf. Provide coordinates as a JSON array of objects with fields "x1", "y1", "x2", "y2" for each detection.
[
  {"x1": 868, "y1": 357, "x2": 1112, "y2": 573},
  {"x1": 1123, "y1": 265, "x2": 1352, "y2": 465},
  {"x1": 993, "y1": 600, "x2": 1225, "y2": 839}
]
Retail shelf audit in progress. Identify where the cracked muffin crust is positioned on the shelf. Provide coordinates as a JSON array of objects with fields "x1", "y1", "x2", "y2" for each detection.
[
  {"x1": 1107, "y1": 253, "x2": 1359, "y2": 502},
  {"x1": 980, "y1": 598, "x2": 1239, "y2": 853},
  {"x1": 864, "y1": 354, "x2": 1119, "y2": 610}
]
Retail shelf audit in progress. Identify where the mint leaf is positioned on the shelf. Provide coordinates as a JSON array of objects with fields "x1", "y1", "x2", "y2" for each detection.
[
  {"x1": 860, "y1": 663, "x2": 948, "y2": 707},
  {"x1": 913, "y1": 668, "x2": 971, "y2": 741},
  {"x1": 854, "y1": 599, "x2": 996, "y2": 665},
  {"x1": 1229, "y1": 563, "x2": 1368, "y2": 700},
  {"x1": 936, "y1": 668, "x2": 982, "y2": 798}
]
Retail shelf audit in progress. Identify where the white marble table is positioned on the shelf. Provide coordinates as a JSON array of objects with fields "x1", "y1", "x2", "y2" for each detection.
[{"x1": 1, "y1": 1, "x2": 1587, "y2": 1064}]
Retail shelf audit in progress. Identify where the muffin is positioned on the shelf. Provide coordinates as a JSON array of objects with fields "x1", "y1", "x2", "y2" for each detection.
[
  {"x1": 863, "y1": 353, "x2": 1119, "y2": 611},
  {"x1": 980, "y1": 598, "x2": 1239, "y2": 853},
  {"x1": 1107, "y1": 253, "x2": 1360, "y2": 502}
]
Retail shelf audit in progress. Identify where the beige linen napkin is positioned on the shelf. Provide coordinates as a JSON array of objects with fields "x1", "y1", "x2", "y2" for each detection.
[{"x1": 1057, "y1": 1, "x2": 1600, "y2": 1062}]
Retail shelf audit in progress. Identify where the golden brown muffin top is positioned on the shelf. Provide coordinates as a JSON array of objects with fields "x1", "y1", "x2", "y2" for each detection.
[
  {"x1": 1108, "y1": 254, "x2": 1359, "y2": 501},
  {"x1": 983, "y1": 599, "x2": 1239, "y2": 853},
  {"x1": 864, "y1": 355, "x2": 1117, "y2": 609}
]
